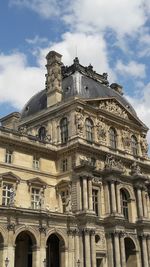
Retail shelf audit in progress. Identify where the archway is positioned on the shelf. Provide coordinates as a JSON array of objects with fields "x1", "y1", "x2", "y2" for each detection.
[
  {"x1": 15, "y1": 231, "x2": 36, "y2": 267},
  {"x1": 46, "y1": 233, "x2": 65, "y2": 267},
  {"x1": 124, "y1": 237, "x2": 137, "y2": 267}
]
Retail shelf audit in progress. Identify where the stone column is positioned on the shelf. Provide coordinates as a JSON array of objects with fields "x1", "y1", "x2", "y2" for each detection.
[
  {"x1": 147, "y1": 236, "x2": 150, "y2": 266},
  {"x1": 32, "y1": 246, "x2": 40, "y2": 267},
  {"x1": 83, "y1": 177, "x2": 88, "y2": 210},
  {"x1": 79, "y1": 230, "x2": 84, "y2": 267},
  {"x1": 142, "y1": 190, "x2": 148, "y2": 218},
  {"x1": 68, "y1": 230, "x2": 75, "y2": 267},
  {"x1": 39, "y1": 227, "x2": 47, "y2": 267},
  {"x1": 120, "y1": 233, "x2": 126, "y2": 267},
  {"x1": 146, "y1": 194, "x2": 150, "y2": 219},
  {"x1": 141, "y1": 235, "x2": 149, "y2": 267},
  {"x1": 91, "y1": 230, "x2": 96, "y2": 267},
  {"x1": 116, "y1": 182, "x2": 121, "y2": 214},
  {"x1": 88, "y1": 179, "x2": 93, "y2": 211},
  {"x1": 137, "y1": 188, "x2": 143, "y2": 218},
  {"x1": 114, "y1": 232, "x2": 121, "y2": 267},
  {"x1": 76, "y1": 179, "x2": 81, "y2": 211},
  {"x1": 74, "y1": 230, "x2": 80, "y2": 265},
  {"x1": 84, "y1": 229, "x2": 91, "y2": 267},
  {"x1": 104, "y1": 182, "x2": 110, "y2": 214},
  {"x1": 110, "y1": 181, "x2": 117, "y2": 213},
  {"x1": 7, "y1": 224, "x2": 15, "y2": 267},
  {"x1": 106, "y1": 233, "x2": 114, "y2": 267}
]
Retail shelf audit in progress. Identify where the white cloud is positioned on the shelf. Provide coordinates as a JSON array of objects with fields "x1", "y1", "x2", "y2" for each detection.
[
  {"x1": 115, "y1": 60, "x2": 146, "y2": 78},
  {"x1": 0, "y1": 53, "x2": 45, "y2": 109},
  {"x1": 26, "y1": 35, "x2": 48, "y2": 45}
]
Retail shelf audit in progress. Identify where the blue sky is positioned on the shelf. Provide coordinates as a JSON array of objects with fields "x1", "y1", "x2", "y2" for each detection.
[{"x1": 1, "y1": 0, "x2": 150, "y2": 141}]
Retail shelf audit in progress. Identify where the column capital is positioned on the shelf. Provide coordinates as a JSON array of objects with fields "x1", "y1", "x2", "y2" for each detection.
[
  {"x1": 7, "y1": 223, "x2": 15, "y2": 232},
  {"x1": 39, "y1": 226, "x2": 47, "y2": 235}
]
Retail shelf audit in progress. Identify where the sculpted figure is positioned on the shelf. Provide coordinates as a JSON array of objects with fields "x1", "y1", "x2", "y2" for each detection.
[
  {"x1": 140, "y1": 137, "x2": 148, "y2": 156},
  {"x1": 75, "y1": 111, "x2": 84, "y2": 135}
]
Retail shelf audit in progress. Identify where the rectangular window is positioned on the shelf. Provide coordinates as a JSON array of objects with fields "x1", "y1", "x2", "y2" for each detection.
[
  {"x1": 62, "y1": 158, "x2": 68, "y2": 172},
  {"x1": 31, "y1": 188, "x2": 40, "y2": 209},
  {"x1": 2, "y1": 183, "x2": 12, "y2": 206},
  {"x1": 33, "y1": 156, "x2": 40, "y2": 170},
  {"x1": 5, "y1": 150, "x2": 13, "y2": 164},
  {"x1": 92, "y1": 189, "x2": 99, "y2": 216}
]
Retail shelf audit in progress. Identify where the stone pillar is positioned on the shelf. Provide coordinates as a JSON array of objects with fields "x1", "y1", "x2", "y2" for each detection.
[
  {"x1": 68, "y1": 230, "x2": 75, "y2": 267},
  {"x1": 116, "y1": 182, "x2": 121, "y2": 214},
  {"x1": 84, "y1": 229, "x2": 91, "y2": 267},
  {"x1": 141, "y1": 235, "x2": 149, "y2": 267},
  {"x1": 147, "y1": 236, "x2": 150, "y2": 266},
  {"x1": 91, "y1": 230, "x2": 96, "y2": 267},
  {"x1": 106, "y1": 233, "x2": 114, "y2": 267},
  {"x1": 74, "y1": 230, "x2": 80, "y2": 264},
  {"x1": 142, "y1": 190, "x2": 148, "y2": 218},
  {"x1": 104, "y1": 182, "x2": 110, "y2": 214},
  {"x1": 7, "y1": 225, "x2": 15, "y2": 267},
  {"x1": 110, "y1": 181, "x2": 117, "y2": 213},
  {"x1": 137, "y1": 188, "x2": 143, "y2": 218},
  {"x1": 39, "y1": 227, "x2": 47, "y2": 267},
  {"x1": 88, "y1": 179, "x2": 93, "y2": 211},
  {"x1": 76, "y1": 179, "x2": 81, "y2": 211},
  {"x1": 146, "y1": 194, "x2": 150, "y2": 219},
  {"x1": 120, "y1": 233, "x2": 126, "y2": 267},
  {"x1": 83, "y1": 177, "x2": 88, "y2": 210},
  {"x1": 32, "y1": 246, "x2": 40, "y2": 267},
  {"x1": 79, "y1": 230, "x2": 84, "y2": 267},
  {"x1": 114, "y1": 232, "x2": 121, "y2": 267}
]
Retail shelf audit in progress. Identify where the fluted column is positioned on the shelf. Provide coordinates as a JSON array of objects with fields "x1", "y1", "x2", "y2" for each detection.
[
  {"x1": 104, "y1": 182, "x2": 110, "y2": 214},
  {"x1": 84, "y1": 229, "x2": 91, "y2": 267},
  {"x1": 7, "y1": 224, "x2": 15, "y2": 267},
  {"x1": 147, "y1": 236, "x2": 150, "y2": 266},
  {"x1": 120, "y1": 233, "x2": 126, "y2": 267},
  {"x1": 114, "y1": 232, "x2": 121, "y2": 267},
  {"x1": 116, "y1": 182, "x2": 121, "y2": 214},
  {"x1": 110, "y1": 181, "x2": 117, "y2": 213},
  {"x1": 39, "y1": 227, "x2": 47, "y2": 267},
  {"x1": 142, "y1": 190, "x2": 148, "y2": 218},
  {"x1": 68, "y1": 230, "x2": 75, "y2": 267},
  {"x1": 137, "y1": 188, "x2": 143, "y2": 218},
  {"x1": 79, "y1": 230, "x2": 84, "y2": 267},
  {"x1": 91, "y1": 230, "x2": 96, "y2": 267},
  {"x1": 88, "y1": 179, "x2": 93, "y2": 211},
  {"x1": 146, "y1": 194, "x2": 150, "y2": 219},
  {"x1": 74, "y1": 229, "x2": 80, "y2": 264},
  {"x1": 83, "y1": 178, "x2": 88, "y2": 210},
  {"x1": 106, "y1": 233, "x2": 114, "y2": 267},
  {"x1": 141, "y1": 235, "x2": 149, "y2": 267}
]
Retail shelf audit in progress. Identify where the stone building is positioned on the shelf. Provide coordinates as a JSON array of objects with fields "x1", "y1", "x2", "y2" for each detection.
[{"x1": 0, "y1": 50, "x2": 150, "y2": 267}]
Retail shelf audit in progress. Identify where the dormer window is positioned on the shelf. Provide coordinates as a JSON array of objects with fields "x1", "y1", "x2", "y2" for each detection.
[
  {"x1": 60, "y1": 117, "x2": 68, "y2": 143},
  {"x1": 85, "y1": 118, "x2": 94, "y2": 142},
  {"x1": 5, "y1": 150, "x2": 13, "y2": 164},
  {"x1": 38, "y1": 126, "x2": 46, "y2": 141}
]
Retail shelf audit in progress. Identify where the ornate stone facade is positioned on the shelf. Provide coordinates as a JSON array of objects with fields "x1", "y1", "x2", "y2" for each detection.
[{"x1": 0, "y1": 51, "x2": 150, "y2": 267}]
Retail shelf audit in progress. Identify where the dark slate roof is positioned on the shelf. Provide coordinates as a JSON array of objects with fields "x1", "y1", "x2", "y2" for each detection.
[{"x1": 21, "y1": 59, "x2": 137, "y2": 119}]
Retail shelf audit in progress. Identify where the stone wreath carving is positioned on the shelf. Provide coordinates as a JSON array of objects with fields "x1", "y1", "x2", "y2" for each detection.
[{"x1": 99, "y1": 100, "x2": 128, "y2": 119}]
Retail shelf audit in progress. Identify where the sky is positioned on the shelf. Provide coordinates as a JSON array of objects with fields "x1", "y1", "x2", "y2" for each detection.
[{"x1": 1, "y1": 0, "x2": 150, "y2": 142}]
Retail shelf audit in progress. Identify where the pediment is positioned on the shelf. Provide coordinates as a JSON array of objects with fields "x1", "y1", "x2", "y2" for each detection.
[
  {"x1": 0, "y1": 172, "x2": 20, "y2": 183},
  {"x1": 27, "y1": 177, "x2": 47, "y2": 187},
  {"x1": 85, "y1": 97, "x2": 148, "y2": 129},
  {"x1": 56, "y1": 179, "x2": 71, "y2": 189}
]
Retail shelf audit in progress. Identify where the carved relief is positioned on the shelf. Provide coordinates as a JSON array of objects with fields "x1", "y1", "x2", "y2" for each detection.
[
  {"x1": 122, "y1": 128, "x2": 131, "y2": 148},
  {"x1": 105, "y1": 154, "x2": 124, "y2": 172},
  {"x1": 140, "y1": 136, "x2": 148, "y2": 157},
  {"x1": 99, "y1": 100, "x2": 128, "y2": 119},
  {"x1": 79, "y1": 155, "x2": 96, "y2": 167},
  {"x1": 131, "y1": 162, "x2": 142, "y2": 176},
  {"x1": 75, "y1": 109, "x2": 84, "y2": 136},
  {"x1": 48, "y1": 63, "x2": 62, "y2": 91},
  {"x1": 96, "y1": 118, "x2": 107, "y2": 142}
]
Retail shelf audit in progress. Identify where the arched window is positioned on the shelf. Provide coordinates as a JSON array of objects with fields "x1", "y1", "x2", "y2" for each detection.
[
  {"x1": 131, "y1": 135, "x2": 138, "y2": 156},
  {"x1": 85, "y1": 118, "x2": 94, "y2": 142},
  {"x1": 109, "y1": 127, "x2": 117, "y2": 149},
  {"x1": 60, "y1": 117, "x2": 68, "y2": 143},
  {"x1": 38, "y1": 127, "x2": 46, "y2": 141},
  {"x1": 120, "y1": 189, "x2": 130, "y2": 220}
]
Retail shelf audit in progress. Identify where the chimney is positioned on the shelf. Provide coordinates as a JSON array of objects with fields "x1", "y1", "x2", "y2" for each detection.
[
  {"x1": 45, "y1": 51, "x2": 62, "y2": 107},
  {"x1": 110, "y1": 83, "x2": 123, "y2": 95}
]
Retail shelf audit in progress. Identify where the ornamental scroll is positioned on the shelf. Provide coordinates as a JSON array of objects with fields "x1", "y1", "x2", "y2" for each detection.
[{"x1": 99, "y1": 100, "x2": 128, "y2": 119}]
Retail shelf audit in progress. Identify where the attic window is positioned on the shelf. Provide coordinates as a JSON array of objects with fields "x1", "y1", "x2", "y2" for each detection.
[
  {"x1": 66, "y1": 86, "x2": 71, "y2": 92},
  {"x1": 84, "y1": 86, "x2": 88, "y2": 91},
  {"x1": 25, "y1": 106, "x2": 29, "y2": 111},
  {"x1": 126, "y1": 105, "x2": 130, "y2": 109}
]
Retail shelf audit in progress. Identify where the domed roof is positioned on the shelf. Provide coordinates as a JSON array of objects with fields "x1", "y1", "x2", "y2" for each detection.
[{"x1": 21, "y1": 59, "x2": 137, "y2": 119}]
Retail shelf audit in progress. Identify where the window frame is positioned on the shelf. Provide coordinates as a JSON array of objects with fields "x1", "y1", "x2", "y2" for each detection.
[
  {"x1": 120, "y1": 189, "x2": 130, "y2": 220},
  {"x1": 92, "y1": 188, "x2": 99, "y2": 216},
  {"x1": 31, "y1": 187, "x2": 41, "y2": 210},
  {"x1": 38, "y1": 126, "x2": 46, "y2": 141},
  {"x1": 131, "y1": 135, "x2": 138, "y2": 156},
  {"x1": 109, "y1": 127, "x2": 117, "y2": 149},
  {"x1": 60, "y1": 117, "x2": 68, "y2": 144},
  {"x1": 33, "y1": 155, "x2": 40, "y2": 170},
  {"x1": 5, "y1": 150, "x2": 13, "y2": 164},
  {"x1": 85, "y1": 118, "x2": 94, "y2": 142}
]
